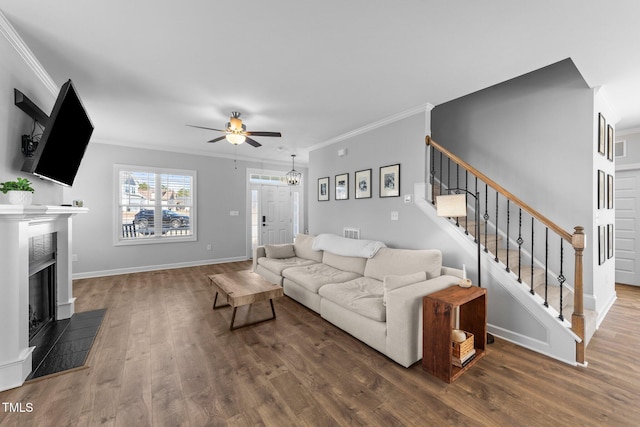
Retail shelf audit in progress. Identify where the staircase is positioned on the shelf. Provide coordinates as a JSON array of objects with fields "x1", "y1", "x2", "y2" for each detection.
[{"x1": 425, "y1": 137, "x2": 596, "y2": 366}]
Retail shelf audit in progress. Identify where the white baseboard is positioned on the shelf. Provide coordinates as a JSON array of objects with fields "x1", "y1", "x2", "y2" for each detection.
[
  {"x1": 488, "y1": 326, "x2": 579, "y2": 367},
  {"x1": 72, "y1": 256, "x2": 249, "y2": 279},
  {"x1": 56, "y1": 297, "x2": 76, "y2": 320},
  {"x1": 0, "y1": 346, "x2": 34, "y2": 392}
]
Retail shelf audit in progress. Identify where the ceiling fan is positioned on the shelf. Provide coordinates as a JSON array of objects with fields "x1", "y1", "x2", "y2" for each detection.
[{"x1": 187, "y1": 111, "x2": 281, "y2": 147}]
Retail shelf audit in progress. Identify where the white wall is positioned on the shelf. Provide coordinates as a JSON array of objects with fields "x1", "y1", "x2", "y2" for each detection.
[
  {"x1": 592, "y1": 90, "x2": 617, "y2": 317},
  {"x1": 616, "y1": 129, "x2": 640, "y2": 167}
]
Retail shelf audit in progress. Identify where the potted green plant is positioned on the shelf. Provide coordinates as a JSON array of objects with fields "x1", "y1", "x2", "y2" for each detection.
[{"x1": 0, "y1": 177, "x2": 35, "y2": 205}]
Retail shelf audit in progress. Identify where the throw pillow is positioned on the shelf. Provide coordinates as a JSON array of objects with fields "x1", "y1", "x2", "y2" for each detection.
[
  {"x1": 383, "y1": 271, "x2": 427, "y2": 306},
  {"x1": 265, "y1": 244, "x2": 296, "y2": 259}
]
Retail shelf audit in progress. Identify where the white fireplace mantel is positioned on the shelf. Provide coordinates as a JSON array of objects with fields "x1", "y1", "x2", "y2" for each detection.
[{"x1": 0, "y1": 204, "x2": 88, "y2": 391}]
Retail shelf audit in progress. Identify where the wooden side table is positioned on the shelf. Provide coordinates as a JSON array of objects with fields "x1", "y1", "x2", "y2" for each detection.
[{"x1": 422, "y1": 285, "x2": 487, "y2": 383}]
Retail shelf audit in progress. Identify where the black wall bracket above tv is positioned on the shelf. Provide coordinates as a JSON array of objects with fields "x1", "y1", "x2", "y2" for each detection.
[{"x1": 14, "y1": 89, "x2": 49, "y2": 125}]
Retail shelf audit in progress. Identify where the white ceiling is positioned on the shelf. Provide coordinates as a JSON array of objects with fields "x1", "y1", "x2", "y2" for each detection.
[{"x1": 2, "y1": 1, "x2": 640, "y2": 165}]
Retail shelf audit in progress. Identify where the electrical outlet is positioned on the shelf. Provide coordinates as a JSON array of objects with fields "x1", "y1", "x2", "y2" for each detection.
[
  {"x1": 72, "y1": 254, "x2": 78, "y2": 262},
  {"x1": 206, "y1": 244, "x2": 212, "y2": 251},
  {"x1": 391, "y1": 211, "x2": 399, "y2": 221}
]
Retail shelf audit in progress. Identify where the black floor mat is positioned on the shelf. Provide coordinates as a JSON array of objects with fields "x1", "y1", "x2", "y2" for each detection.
[{"x1": 27, "y1": 308, "x2": 106, "y2": 380}]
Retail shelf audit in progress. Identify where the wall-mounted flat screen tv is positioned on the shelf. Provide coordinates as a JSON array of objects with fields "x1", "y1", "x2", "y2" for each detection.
[{"x1": 21, "y1": 79, "x2": 94, "y2": 187}]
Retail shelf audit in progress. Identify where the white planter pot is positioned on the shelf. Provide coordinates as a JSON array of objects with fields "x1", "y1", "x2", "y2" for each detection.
[{"x1": 7, "y1": 191, "x2": 33, "y2": 205}]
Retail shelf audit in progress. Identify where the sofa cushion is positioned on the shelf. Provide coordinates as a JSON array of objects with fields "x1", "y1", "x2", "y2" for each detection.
[
  {"x1": 322, "y1": 251, "x2": 367, "y2": 275},
  {"x1": 382, "y1": 271, "x2": 427, "y2": 306},
  {"x1": 364, "y1": 248, "x2": 442, "y2": 281},
  {"x1": 257, "y1": 256, "x2": 318, "y2": 276},
  {"x1": 319, "y1": 277, "x2": 385, "y2": 322},
  {"x1": 283, "y1": 263, "x2": 361, "y2": 293},
  {"x1": 294, "y1": 234, "x2": 323, "y2": 262},
  {"x1": 265, "y1": 244, "x2": 296, "y2": 259}
]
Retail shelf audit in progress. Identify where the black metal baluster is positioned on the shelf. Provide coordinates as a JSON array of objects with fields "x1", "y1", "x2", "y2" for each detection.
[
  {"x1": 430, "y1": 145, "x2": 436, "y2": 205},
  {"x1": 455, "y1": 163, "x2": 460, "y2": 227},
  {"x1": 438, "y1": 151, "x2": 443, "y2": 198},
  {"x1": 447, "y1": 158, "x2": 451, "y2": 194},
  {"x1": 558, "y1": 239, "x2": 565, "y2": 321},
  {"x1": 544, "y1": 227, "x2": 549, "y2": 308},
  {"x1": 484, "y1": 184, "x2": 489, "y2": 252},
  {"x1": 464, "y1": 170, "x2": 469, "y2": 234},
  {"x1": 517, "y1": 208, "x2": 523, "y2": 282},
  {"x1": 472, "y1": 175, "x2": 478, "y2": 242},
  {"x1": 505, "y1": 200, "x2": 511, "y2": 273},
  {"x1": 530, "y1": 218, "x2": 535, "y2": 295},
  {"x1": 494, "y1": 191, "x2": 499, "y2": 262}
]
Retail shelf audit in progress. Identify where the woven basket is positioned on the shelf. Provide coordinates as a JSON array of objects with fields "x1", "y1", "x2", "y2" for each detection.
[{"x1": 452, "y1": 331, "x2": 474, "y2": 358}]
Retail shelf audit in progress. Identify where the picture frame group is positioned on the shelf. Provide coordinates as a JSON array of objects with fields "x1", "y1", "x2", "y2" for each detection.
[
  {"x1": 598, "y1": 224, "x2": 614, "y2": 265},
  {"x1": 317, "y1": 163, "x2": 401, "y2": 201},
  {"x1": 597, "y1": 169, "x2": 614, "y2": 210},
  {"x1": 597, "y1": 112, "x2": 615, "y2": 162}
]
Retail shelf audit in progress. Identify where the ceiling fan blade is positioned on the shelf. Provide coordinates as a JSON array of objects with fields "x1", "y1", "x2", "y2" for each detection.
[
  {"x1": 245, "y1": 137, "x2": 262, "y2": 147},
  {"x1": 186, "y1": 124, "x2": 226, "y2": 132},
  {"x1": 207, "y1": 136, "x2": 227, "y2": 143},
  {"x1": 245, "y1": 131, "x2": 282, "y2": 137}
]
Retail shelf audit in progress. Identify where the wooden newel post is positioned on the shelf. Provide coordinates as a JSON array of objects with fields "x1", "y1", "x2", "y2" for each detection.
[{"x1": 571, "y1": 226, "x2": 586, "y2": 365}]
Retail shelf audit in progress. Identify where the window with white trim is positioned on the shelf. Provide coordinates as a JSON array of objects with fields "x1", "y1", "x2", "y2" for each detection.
[{"x1": 116, "y1": 165, "x2": 196, "y2": 244}]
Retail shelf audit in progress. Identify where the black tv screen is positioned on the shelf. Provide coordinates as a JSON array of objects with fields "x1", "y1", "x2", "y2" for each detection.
[{"x1": 22, "y1": 79, "x2": 94, "y2": 187}]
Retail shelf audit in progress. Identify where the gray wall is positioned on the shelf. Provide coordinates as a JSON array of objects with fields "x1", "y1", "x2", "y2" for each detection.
[
  {"x1": 432, "y1": 59, "x2": 594, "y2": 235},
  {"x1": 63, "y1": 143, "x2": 305, "y2": 276},
  {"x1": 431, "y1": 58, "x2": 607, "y2": 308},
  {"x1": 308, "y1": 112, "x2": 436, "y2": 248},
  {"x1": 306, "y1": 110, "x2": 484, "y2": 272},
  {"x1": 1, "y1": 27, "x2": 62, "y2": 205}
]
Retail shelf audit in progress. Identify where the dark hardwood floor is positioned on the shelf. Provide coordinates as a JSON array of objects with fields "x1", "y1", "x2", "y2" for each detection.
[{"x1": 1, "y1": 261, "x2": 639, "y2": 426}]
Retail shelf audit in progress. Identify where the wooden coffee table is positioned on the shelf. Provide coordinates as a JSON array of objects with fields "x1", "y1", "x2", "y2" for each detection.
[{"x1": 207, "y1": 270, "x2": 284, "y2": 330}]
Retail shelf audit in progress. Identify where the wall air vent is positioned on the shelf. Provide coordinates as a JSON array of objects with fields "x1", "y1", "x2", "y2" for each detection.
[{"x1": 343, "y1": 227, "x2": 360, "y2": 239}]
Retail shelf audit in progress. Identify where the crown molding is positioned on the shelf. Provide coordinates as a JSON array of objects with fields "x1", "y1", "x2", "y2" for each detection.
[
  {"x1": 0, "y1": 10, "x2": 58, "y2": 96},
  {"x1": 308, "y1": 103, "x2": 431, "y2": 153}
]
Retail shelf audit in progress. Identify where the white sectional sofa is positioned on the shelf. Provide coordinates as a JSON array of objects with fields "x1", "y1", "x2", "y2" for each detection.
[{"x1": 253, "y1": 233, "x2": 463, "y2": 367}]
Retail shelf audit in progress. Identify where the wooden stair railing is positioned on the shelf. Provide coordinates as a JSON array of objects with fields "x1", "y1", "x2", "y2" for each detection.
[{"x1": 426, "y1": 136, "x2": 586, "y2": 365}]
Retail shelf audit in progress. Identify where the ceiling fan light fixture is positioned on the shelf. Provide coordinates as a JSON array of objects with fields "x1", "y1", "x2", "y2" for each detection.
[
  {"x1": 286, "y1": 154, "x2": 301, "y2": 186},
  {"x1": 226, "y1": 134, "x2": 246, "y2": 145},
  {"x1": 229, "y1": 116, "x2": 243, "y2": 131}
]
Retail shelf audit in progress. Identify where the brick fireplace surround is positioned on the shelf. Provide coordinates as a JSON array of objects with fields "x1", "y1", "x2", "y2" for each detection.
[{"x1": 0, "y1": 205, "x2": 87, "y2": 391}]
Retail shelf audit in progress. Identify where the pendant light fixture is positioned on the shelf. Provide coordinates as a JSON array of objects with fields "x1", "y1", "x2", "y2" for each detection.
[{"x1": 286, "y1": 154, "x2": 301, "y2": 186}]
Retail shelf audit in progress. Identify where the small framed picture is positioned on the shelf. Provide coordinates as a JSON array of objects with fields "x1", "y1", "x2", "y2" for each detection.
[
  {"x1": 597, "y1": 170, "x2": 605, "y2": 209},
  {"x1": 598, "y1": 225, "x2": 606, "y2": 265},
  {"x1": 598, "y1": 113, "x2": 606, "y2": 156},
  {"x1": 380, "y1": 163, "x2": 400, "y2": 198},
  {"x1": 355, "y1": 169, "x2": 372, "y2": 199},
  {"x1": 318, "y1": 177, "x2": 329, "y2": 201},
  {"x1": 335, "y1": 173, "x2": 349, "y2": 200},
  {"x1": 607, "y1": 224, "x2": 614, "y2": 259},
  {"x1": 607, "y1": 125, "x2": 614, "y2": 161},
  {"x1": 607, "y1": 174, "x2": 614, "y2": 209}
]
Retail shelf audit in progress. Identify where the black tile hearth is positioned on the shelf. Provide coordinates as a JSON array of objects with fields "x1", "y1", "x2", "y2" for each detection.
[{"x1": 27, "y1": 308, "x2": 106, "y2": 380}]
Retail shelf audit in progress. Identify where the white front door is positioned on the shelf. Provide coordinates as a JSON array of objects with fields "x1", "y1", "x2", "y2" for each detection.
[
  {"x1": 615, "y1": 169, "x2": 639, "y2": 286},
  {"x1": 261, "y1": 185, "x2": 293, "y2": 245}
]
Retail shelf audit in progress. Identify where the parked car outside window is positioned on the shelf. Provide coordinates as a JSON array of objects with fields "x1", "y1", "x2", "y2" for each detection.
[{"x1": 134, "y1": 209, "x2": 190, "y2": 230}]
